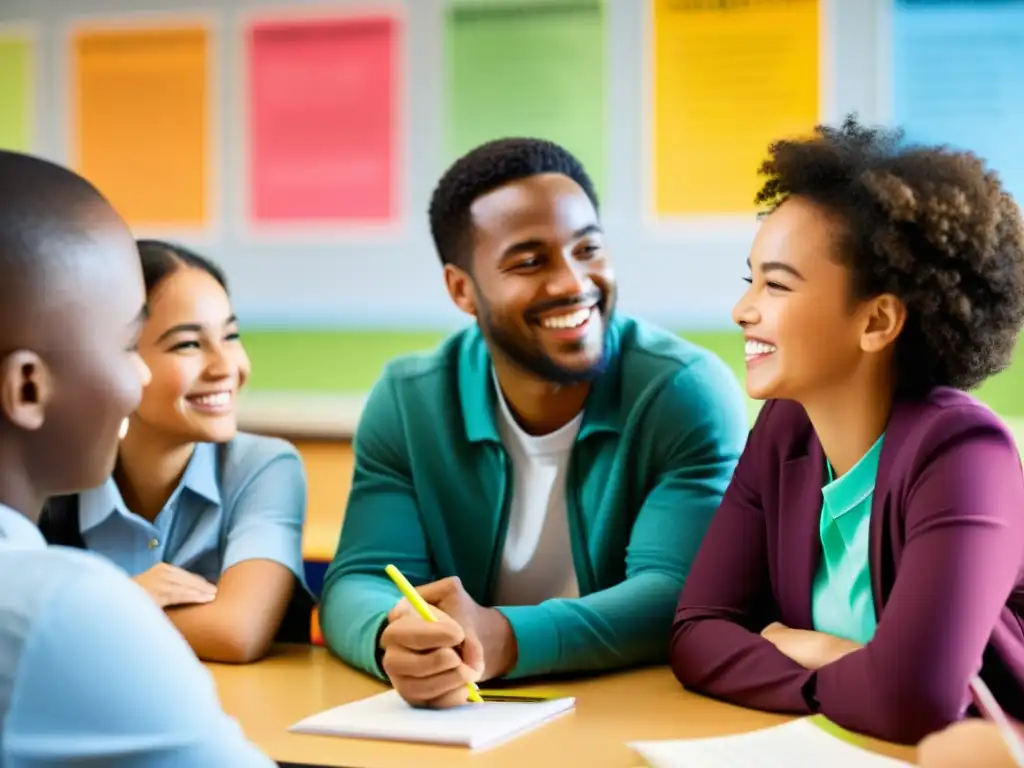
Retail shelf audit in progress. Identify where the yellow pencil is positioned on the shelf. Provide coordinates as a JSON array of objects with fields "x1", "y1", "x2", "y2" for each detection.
[{"x1": 384, "y1": 564, "x2": 484, "y2": 704}]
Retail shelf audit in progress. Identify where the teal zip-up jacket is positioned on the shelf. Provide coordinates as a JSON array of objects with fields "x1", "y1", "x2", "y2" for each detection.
[{"x1": 320, "y1": 316, "x2": 747, "y2": 680}]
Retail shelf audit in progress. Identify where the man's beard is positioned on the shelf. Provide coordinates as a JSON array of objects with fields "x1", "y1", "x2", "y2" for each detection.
[{"x1": 476, "y1": 291, "x2": 614, "y2": 386}]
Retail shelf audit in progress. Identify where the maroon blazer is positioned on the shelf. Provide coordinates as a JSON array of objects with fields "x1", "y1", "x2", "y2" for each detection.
[{"x1": 670, "y1": 388, "x2": 1024, "y2": 745}]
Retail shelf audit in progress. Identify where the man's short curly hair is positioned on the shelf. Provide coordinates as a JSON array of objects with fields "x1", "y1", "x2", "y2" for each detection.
[
  {"x1": 428, "y1": 137, "x2": 599, "y2": 270},
  {"x1": 756, "y1": 114, "x2": 1024, "y2": 394}
]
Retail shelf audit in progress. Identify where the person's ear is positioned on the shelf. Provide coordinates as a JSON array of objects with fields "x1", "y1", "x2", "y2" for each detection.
[
  {"x1": 859, "y1": 294, "x2": 907, "y2": 353},
  {"x1": 444, "y1": 263, "x2": 477, "y2": 318},
  {"x1": 0, "y1": 351, "x2": 54, "y2": 431}
]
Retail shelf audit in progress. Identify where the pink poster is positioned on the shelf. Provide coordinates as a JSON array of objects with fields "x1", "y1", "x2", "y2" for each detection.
[{"x1": 247, "y1": 15, "x2": 399, "y2": 224}]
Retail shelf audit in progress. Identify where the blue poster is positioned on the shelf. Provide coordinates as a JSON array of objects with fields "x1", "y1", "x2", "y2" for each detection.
[{"x1": 893, "y1": 0, "x2": 1024, "y2": 202}]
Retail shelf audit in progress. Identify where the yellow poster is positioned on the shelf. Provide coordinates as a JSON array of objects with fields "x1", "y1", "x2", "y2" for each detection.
[
  {"x1": 71, "y1": 24, "x2": 209, "y2": 228},
  {"x1": 652, "y1": 0, "x2": 820, "y2": 216}
]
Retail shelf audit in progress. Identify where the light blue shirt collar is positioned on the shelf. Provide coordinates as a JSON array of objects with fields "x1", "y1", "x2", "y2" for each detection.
[
  {"x1": 0, "y1": 503, "x2": 46, "y2": 548},
  {"x1": 78, "y1": 442, "x2": 222, "y2": 534}
]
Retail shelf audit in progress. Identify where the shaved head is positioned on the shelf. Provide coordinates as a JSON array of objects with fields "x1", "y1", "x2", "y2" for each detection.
[
  {"x1": 0, "y1": 151, "x2": 129, "y2": 345},
  {"x1": 0, "y1": 150, "x2": 149, "y2": 518}
]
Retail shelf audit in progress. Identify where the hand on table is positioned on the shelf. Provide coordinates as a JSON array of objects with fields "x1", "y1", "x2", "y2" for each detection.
[
  {"x1": 760, "y1": 622, "x2": 862, "y2": 670},
  {"x1": 918, "y1": 719, "x2": 1020, "y2": 768},
  {"x1": 380, "y1": 576, "x2": 518, "y2": 708},
  {"x1": 132, "y1": 563, "x2": 217, "y2": 609}
]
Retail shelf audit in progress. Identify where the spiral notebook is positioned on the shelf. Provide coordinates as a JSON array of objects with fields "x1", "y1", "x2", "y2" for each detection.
[
  {"x1": 629, "y1": 718, "x2": 912, "y2": 767},
  {"x1": 289, "y1": 690, "x2": 575, "y2": 751}
]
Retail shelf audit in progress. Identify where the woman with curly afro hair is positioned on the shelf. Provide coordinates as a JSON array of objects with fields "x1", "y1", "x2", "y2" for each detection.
[{"x1": 669, "y1": 115, "x2": 1024, "y2": 746}]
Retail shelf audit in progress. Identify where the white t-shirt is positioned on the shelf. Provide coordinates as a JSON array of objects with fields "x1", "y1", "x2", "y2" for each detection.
[{"x1": 491, "y1": 374, "x2": 581, "y2": 606}]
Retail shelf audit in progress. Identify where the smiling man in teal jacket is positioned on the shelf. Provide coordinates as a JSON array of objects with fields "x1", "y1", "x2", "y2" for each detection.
[{"x1": 320, "y1": 138, "x2": 747, "y2": 708}]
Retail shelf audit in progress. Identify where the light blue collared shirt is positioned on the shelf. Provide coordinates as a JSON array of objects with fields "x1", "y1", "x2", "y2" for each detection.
[
  {"x1": 77, "y1": 433, "x2": 307, "y2": 585},
  {"x1": 0, "y1": 503, "x2": 273, "y2": 766}
]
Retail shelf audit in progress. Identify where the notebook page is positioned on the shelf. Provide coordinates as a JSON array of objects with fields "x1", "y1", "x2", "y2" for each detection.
[
  {"x1": 629, "y1": 719, "x2": 912, "y2": 767},
  {"x1": 289, "y1": 690, "x2": 576, "y2": 751}
]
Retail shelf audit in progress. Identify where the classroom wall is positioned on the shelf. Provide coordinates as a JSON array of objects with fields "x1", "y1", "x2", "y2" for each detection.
[
  {"x1": 3, "y1": 0, "x2": 1022, "y2": 415},
  {"x1": 0, "y1": 0, "x2": 885, "y2": 331}
]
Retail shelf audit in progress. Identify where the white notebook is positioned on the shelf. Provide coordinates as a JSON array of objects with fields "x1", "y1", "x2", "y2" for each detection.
[
  {"x1": 629, "y1": 719, "x2": 912, "y2": 767},
  {"x1": 289, "y1": 690, "x2": 576, "y2": 751}
]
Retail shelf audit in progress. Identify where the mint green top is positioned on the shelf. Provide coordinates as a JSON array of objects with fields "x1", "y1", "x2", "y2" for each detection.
[
  {"x1": 810, "y1": 434, "x2": 885, "y2": 644},
  {"x1": 318, "y1": 316, "x2": 748, "y2": 680}
]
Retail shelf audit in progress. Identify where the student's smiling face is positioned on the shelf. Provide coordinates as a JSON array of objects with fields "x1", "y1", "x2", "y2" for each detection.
[
  {"x1": 443, "y1": 173, "x2": 616, "y2": 384},
  {"x1": 733, "y1": 196, "x2": 883, "y2": 402},
  {"x1": 132, "y1": 267, "x2": 250, "y2": 444}
]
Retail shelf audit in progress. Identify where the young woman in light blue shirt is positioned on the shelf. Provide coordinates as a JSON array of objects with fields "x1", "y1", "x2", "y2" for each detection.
[{"x1": 41, "y1": 240, "x2": 311, "y2": 663}]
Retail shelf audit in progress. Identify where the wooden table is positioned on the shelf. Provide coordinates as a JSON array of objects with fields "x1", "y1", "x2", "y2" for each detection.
[{"x1": 209, "y1": 645, "x2": 917, "y2": 768}]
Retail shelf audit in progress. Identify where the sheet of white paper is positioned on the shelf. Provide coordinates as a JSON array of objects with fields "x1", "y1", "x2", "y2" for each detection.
[
  {"x1": 289, "y1": 690, "x2": 575, "y2": 751},
  {"x1": 629, "y1": 719, "x2": 912, "y2": 767}
]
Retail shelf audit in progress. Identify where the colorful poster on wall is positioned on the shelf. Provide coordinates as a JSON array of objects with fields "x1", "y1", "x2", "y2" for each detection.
[
  {"x1": 246, "y1": 14, "x2": 401, "y2": 226},
  {"x1": 71, "y1": 23, "x2": 210, "y2": 230},
  {"x1": 651, "y1": 0, "x2": 820, "y2": 217},
  {"x1": 893, "y1": 0, "x2": 1024, "y2": 204},
  {"x1": 445, "y1": 0, "x2": 606, "y2": 194},
  {"x1": 0, "y1": 31, "x2": 33, "y2": 152}
]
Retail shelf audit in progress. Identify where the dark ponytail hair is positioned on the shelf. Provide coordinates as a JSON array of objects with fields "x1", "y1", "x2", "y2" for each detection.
[{"x1": 137, "y1": 239, "x2": 229, "y2": 296}]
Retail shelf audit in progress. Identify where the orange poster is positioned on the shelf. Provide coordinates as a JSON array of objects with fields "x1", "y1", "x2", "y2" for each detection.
[
  {"x1": 71, "y1": 23, "x2": 210, "y2": 228},
  {"x1": 652, "y1": 0, "x2": 820, "y2": 217}
]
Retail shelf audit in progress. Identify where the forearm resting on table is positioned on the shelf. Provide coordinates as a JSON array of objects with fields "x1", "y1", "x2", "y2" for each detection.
[
  {"x1": 498, "y1": 572, "x2": 680, "y2": 679},
  {"x1": 319, "y1": 573, "x2": 405, "y2": 678},
  {"x1": 168, "y1": 561, "x2": 295, "y2": 663},
  {"x1": 166, "y1": 601, "x2": 268, "y2": 663}
]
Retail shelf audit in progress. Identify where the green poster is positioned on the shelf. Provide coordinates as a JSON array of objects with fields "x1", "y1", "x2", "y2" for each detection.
[
  {"x1": 0, "y1": 35, "x2": 31, "y2": 152},
  {"x1": 445, "y1": 0, "x2": 607, "y2": 194}
]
